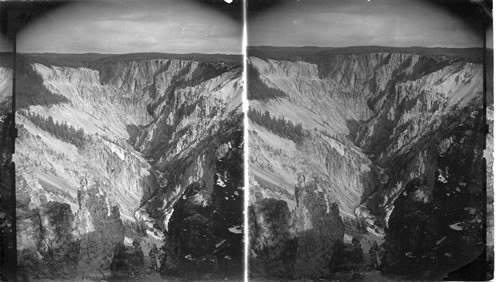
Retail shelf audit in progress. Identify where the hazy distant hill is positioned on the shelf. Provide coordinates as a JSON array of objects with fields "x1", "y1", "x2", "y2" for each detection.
[
  {"x1": 21, "y1": 52, "x2": 242, "y2": 69},
  {"x1": 248, "y1": 45, "x2": 489, "y2": 63}
]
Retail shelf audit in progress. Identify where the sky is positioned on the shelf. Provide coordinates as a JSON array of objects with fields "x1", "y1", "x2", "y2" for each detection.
[
  {"x1": 249, "y1": 0, "x2": 487, "y2": 48},
  {"x1": 17, "y1": 0, "x2": 242, "y2": 54}
]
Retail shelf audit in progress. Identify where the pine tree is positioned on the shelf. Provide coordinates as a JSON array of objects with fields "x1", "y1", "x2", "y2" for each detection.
[{"x1": 248, "y1": 108, "x2": 305, "y2": 143}]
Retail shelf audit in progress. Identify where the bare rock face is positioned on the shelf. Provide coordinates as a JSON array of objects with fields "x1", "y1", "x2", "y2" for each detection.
[
  {"x1": 292, "y1": 180, "x2": 345, "y2": 278},
  {"x1": 248, "y1": 47, "x2": 489, "y2": 280},
  {"x1": 249, "y1": 179, "x2": 344, "y2": 279},
  {"x1": 74, "y1": 181, "x2": 125, "y2": 278},
  {"x1": 15, "y1": 54, "x2": 242, "y2": 279}
]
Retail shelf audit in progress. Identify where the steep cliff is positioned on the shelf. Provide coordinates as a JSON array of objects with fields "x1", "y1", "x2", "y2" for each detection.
[
  {"x1": 15, "y1": 53, "x2": 243, "y2": 279},
  {"x1": 248, "y1": 46, "x2": 489, "y2": 280}
]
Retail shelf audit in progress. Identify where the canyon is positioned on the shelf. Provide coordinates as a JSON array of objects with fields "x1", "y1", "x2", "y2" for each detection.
[
  {"x1": 14, "y1": 53, "x2": 243, "y2": 280},
  {"x1": 0, "y1": 46, "x2": 493, "y2": 281},
  {"x1": 247, "y1": 46, "x2": 492, "y2": 280}
]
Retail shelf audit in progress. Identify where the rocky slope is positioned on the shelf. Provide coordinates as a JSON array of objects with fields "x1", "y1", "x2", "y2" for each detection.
[
  {"x1": 248, "y1": 46, "x2": 491, "y2": 280},
  {"x1": 15, "y1": 53, "x2": 243, "y2": 280}
]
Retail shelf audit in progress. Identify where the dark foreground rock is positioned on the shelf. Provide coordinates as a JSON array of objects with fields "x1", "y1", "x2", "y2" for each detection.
[
  {"x1": 382, "y1": 106, "x2": 487, "y2": 280},
  {"x1": 249, "y1": 179, "x2": 345, "y2": 279}
]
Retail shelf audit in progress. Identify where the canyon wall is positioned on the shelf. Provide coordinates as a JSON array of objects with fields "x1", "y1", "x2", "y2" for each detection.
[
  {"x1": 15, "y1": 54, "x2": 243, "y2": 280},
  {"x1": 248, "y1": 47, "x2": 489, "y2": 280}
]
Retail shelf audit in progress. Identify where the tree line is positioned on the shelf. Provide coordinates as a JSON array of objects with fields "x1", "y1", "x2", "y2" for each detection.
[
  {"x1": 248, "y1": 108, "x2": 306, "y2": 143},
  {"x1": 24, "y1": 112, "x2": 87, "y2": 147},
  {"x1": 16, "y1": 56, "x2": 72, "y2": 109},
  {"x1": 17, "y1": 88, "x2": 69, "y2": 110},
  {"x1": 247, "y1": 64, "x2": 287, "y2": 100}
]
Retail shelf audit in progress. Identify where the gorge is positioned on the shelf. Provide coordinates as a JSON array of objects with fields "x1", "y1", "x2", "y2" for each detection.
[
  {"x1": 247, "y1": 46, "x2": 492, "y2": 280},
  {"x1": 14, "y1": 53, "x2": 244, "y2": 280}
]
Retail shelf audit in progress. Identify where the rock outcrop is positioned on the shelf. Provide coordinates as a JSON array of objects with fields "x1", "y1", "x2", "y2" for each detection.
[
  {"x1": 249, "y1": 178, "x2": 344, "y2": 279},
  {"x1": 17, "y1": 201, "x2": 80, "y2": 279},
  {"x1": 74, "y1": 181, "x2": 126, "y2": 278},
  {"x1": 291, "y1": 180, "x2": 345, "y2": 278},
  {"x1": 17, "y1": 180, "x2": 125, "y2": 280},
  {"x1": 249, "y1": 198, "x2": 296, "y2": 278}
]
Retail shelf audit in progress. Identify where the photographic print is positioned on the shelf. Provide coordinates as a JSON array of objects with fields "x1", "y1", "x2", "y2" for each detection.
[
  {"x1": 0, "y1": 0, "x2": 494, "y2": 281},
  {"x1": 247, "y1": 0, "x2": 492, "y2": 280},
  {"x1": 12, "y1": 0, "x2": 243, "y2": 280}
]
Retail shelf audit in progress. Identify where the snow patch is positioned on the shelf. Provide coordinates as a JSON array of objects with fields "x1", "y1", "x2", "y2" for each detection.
[
  {"x1": 449, "y1": 223, "x2": 464, "y2": 231},
  {"x1": 216, "y1": 177, "x2": 227, "y2": 187},
  {"x1": 216, "y1": 239, "x2": 227, "y2": 248},
  {"x1": 228, "y1": 225, "x2": 242, "y2": 234},
  {"x1": 124, "y1": 236, "x2": 134, "y2": 246},
  {"x1": 436, "y1": 236, "x2": 447, "y2": 245}
]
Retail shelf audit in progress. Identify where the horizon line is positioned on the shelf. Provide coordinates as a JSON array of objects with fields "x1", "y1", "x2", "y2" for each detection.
[
  {"x1": 10, "y1": 44, "x2": 493, "y2": 55},
  {"x1": 14, "y1": 51, "x2": 243, "y2": 56},
  {"x1": 247, "y1": 45, "x2": 490, "y2": 50}
]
